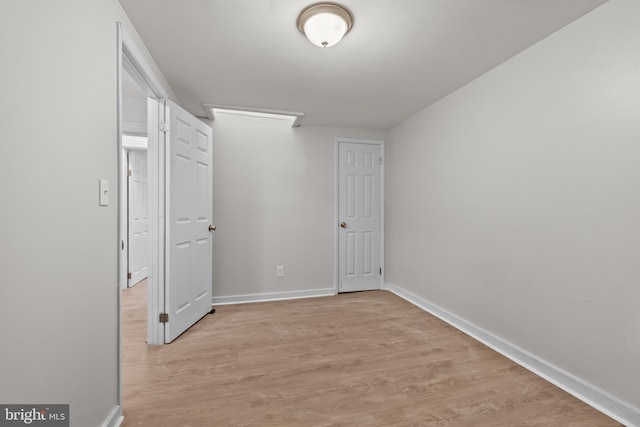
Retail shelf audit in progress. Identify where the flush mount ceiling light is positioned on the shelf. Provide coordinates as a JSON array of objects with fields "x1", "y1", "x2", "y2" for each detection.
[{"x1": 297, "y1": 2, "x2": 354, "y2": 48}]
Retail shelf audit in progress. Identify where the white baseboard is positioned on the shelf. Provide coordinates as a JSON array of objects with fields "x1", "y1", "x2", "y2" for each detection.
[
  {"x1": 212, "y1": 288, "x2": 336, "y2": 306},
  {"x1": 101, "y1": 405, "x2": 123, "y2": 427},
  {"x1": 385, "y1": 282, "x2": 640, "y2": 427}
]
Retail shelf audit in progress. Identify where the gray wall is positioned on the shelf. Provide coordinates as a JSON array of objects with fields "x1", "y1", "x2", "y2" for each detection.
[
  {"x1": 123, "y1": 97, "x2": 147, "y2": 126},
  {"x1": 386, "y1": 0, "x2": 640, "y2": 409},
  {"x1": 3, "y1": 0, "x2": 638, "y2": 424},
  {"x1": 0, "y1": 1, "x2": 172, "y2": 426},
  {"x1": 212, "y1": 114, "x2": 386, "y2": 298}
]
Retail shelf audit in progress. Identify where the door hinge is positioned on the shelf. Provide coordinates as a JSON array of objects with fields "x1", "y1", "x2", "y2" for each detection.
[
  {"x1": 379, "y1": 267, "x2": 382, "y2": 275},
  {"x1": 379, "y1": 156, "x2": 383, "y2": 166},
  {"x1": 160, "y1": 121, "x2": 170, "y2": 133},
  {"x1": 127, "y1": 169, "x2": 132, "y2": 177},
  {"x1": 159, "y1": 313, "x2": 169, "y2": 323},
  {"x1": 127, "y1": 272, "x2": 132, "y2": 280}
]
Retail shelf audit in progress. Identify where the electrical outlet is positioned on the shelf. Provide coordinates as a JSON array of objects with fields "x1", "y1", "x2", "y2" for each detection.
[{"x1": 276, "y1": 266, "x2": 284, "y2": 277}]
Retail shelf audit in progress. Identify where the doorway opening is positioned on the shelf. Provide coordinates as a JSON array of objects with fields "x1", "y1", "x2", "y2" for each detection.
[
  {"x1": 117, "y1": 22, "x2": 170, "y2": 351},
  {"x1": 116, "y1": 24, "x2": 216, "y2": 422},
  {"x1": 116, "y1": 21, "x2": 168, "y2": 426},
  {"x1": 122, "y1": 69, "x2": 149, "y2": 290}
]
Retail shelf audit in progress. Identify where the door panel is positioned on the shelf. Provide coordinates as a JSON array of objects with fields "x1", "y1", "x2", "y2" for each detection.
[
  {"x1": 165, "y1": 100, "x2": 213, "y2": 343},
  {"x1": 128, "y1": 149, "x2": 149, "y2": 287},
  {"x1": 338, "y1": 142, "x2": 382, "y2": 292}
]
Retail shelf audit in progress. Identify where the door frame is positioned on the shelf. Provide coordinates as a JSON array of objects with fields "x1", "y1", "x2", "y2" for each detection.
[
  {"x1": 116, "y1": 22, "x2": 171, "y2": 412},
  {"x1": 333, "y1": 137, "x2": 385, "y2": 293},
  {"x1": 118, "y1": 23, "x2": 169, "y2": 347}
]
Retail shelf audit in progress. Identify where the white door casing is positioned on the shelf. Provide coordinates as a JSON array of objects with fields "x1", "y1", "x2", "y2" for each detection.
[
  {"x1": 337, "y1": 140, "x2": 384, "y2": 292},
  {"x1": 127, "y1": 150, "x2": 149, "y2": 287},
  {"x1": 164, "y1": 100, "x2": 213, "y2": 343}
]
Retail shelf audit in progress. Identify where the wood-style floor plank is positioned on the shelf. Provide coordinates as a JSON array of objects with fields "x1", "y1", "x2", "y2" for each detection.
[{"x1": 121, "y1": 282, "x2": 619, "y2": 426}]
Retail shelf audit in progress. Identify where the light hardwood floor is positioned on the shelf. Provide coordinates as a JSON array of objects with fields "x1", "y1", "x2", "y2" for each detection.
[{"x1": 122, "y1": 282, "x2": 619, "y2": 426}]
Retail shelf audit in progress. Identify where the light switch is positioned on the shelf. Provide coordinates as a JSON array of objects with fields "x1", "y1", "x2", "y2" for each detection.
[{"x1": 99, "y1": 179, "x2": 109, "y2": 206}]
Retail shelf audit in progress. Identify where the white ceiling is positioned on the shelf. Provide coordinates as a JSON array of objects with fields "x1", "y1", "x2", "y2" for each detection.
[{"x1": 119, "y1": 0, "x2": 608, "y2": 129}]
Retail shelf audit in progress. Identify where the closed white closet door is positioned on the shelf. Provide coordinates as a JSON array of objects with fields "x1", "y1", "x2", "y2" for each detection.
[{"x1": 338, "y1": 141, "x2": 382, "y2": 292}]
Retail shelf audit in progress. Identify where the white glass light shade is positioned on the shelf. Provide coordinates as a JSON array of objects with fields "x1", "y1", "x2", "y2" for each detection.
[
  {"x1": 297, "y1": 3, "x2": 354, "y2": 48},
  {"x1": 303, "y1": 12, "x2": 348, "y2": 47}
]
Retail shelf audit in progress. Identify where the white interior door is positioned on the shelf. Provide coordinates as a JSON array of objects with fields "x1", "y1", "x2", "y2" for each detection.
[
  {"x1": 164, "y1": 100, "x2": 213, "y2": 343},
  {"x1": 127, "y1": 149, "x2": 149, "y2": 287},
  {"x1": 338, "y1": 141, "x2": 382, "y2": 292}
]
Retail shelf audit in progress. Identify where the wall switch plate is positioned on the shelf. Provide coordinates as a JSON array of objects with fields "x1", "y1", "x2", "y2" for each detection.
[
  {"x1": 276, "y1": 266, "x2": 284, "y2": 277},
  {"x1": 99, "y1": 178, "x2": 109, "y2": 206}
]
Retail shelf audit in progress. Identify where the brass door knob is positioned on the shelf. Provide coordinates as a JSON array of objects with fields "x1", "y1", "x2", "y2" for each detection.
[
  {"x1": 209, "y1": 225, "x2": 217, "y2": 232},
  {"x1": 340, "y1": 222, "x2": 347, "y2": 229}
]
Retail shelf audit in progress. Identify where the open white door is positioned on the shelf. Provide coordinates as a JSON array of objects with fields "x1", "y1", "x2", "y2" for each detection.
[
  {"x1": 338, "y1": 140, "x2": 383, "y2": 292},
  {"x1": 164, "y1": 100, "x2": 213, "y2": 343},
  {"x1": 127, "y1": 149, "x2": 149, "y2": 287}
]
